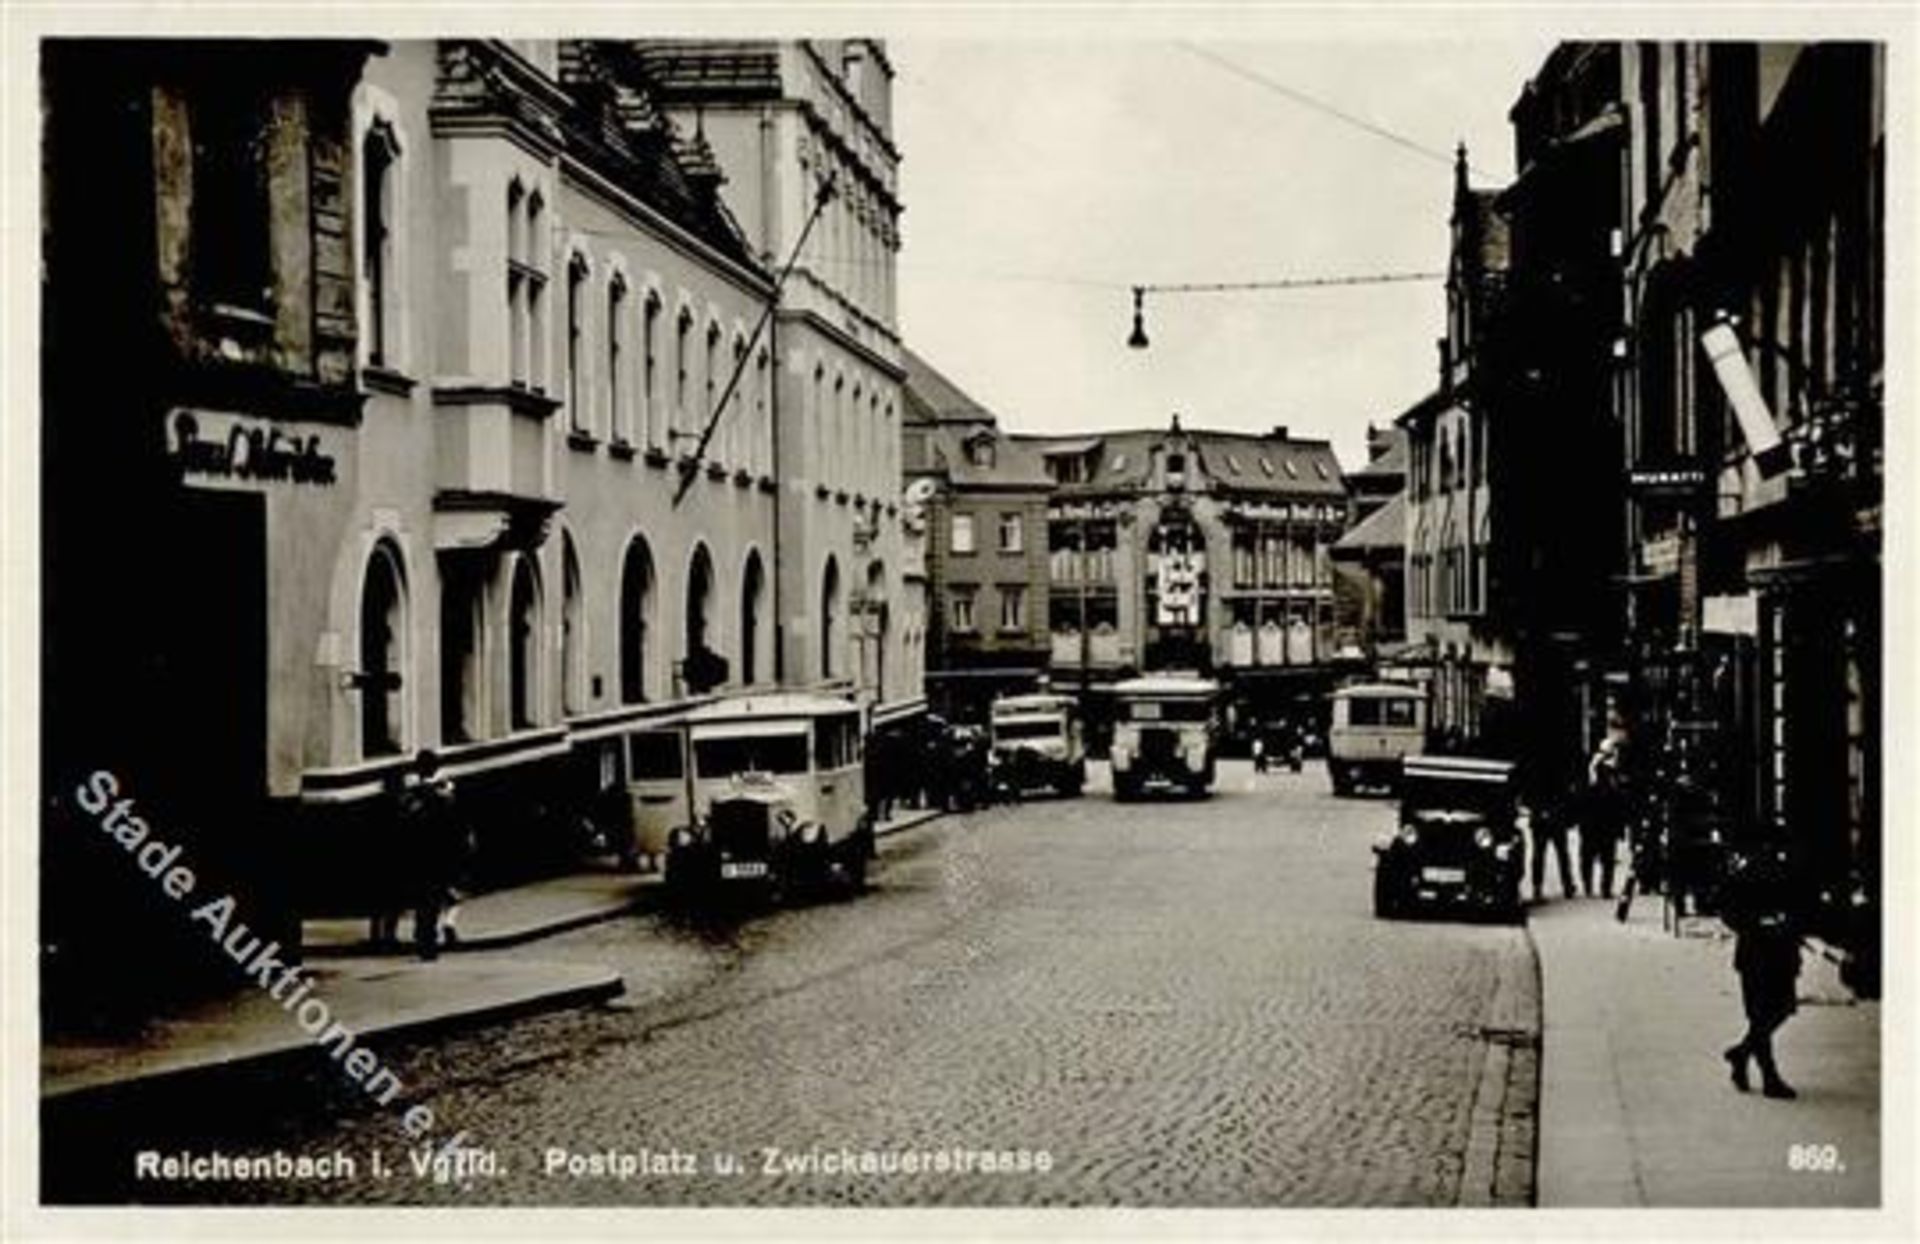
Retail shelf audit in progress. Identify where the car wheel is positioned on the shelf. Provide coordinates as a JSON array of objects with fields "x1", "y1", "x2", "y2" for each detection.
[{"x1": 664, "y1": 846, "x2": 708, "y2": 899}]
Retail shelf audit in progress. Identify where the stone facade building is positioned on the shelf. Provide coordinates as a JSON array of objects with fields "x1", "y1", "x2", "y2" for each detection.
[
  {"x1": 903, "y1": 350, "x2": 1054, "y2": 718},
  {"x1": 634, "y1": 40, "x2": 920, "y2": 711},
  {"x1": 40, "y1": 37, "x2": 917, "y2": 1016}
]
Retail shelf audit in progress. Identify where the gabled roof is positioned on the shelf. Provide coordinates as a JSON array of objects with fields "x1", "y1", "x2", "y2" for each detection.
[
  {"x1": 1351, "y1": 427, "x2": 1408, "y2": 481},
  {"x1": 902, "y1": 347, "x2": 996, "y2": 426},
  {"x1": 1331, "y1": 490, "x2": 1406, "y2": 554}
]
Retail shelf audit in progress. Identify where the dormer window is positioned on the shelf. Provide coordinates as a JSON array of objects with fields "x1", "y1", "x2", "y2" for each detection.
[
  {"x1": 1282, "y1": 458, "x2": 1299, "y2": 479},
  {"x1": 1165, "y1": 453, "x2": 1186, "y2": 475},
  {"x1": 968, "y1": 437, "x2": 996, "y2": 468},
  {"x1": 1225, "y1": 453, "x2": 1242, "y2": 475},
  {"x1": 1259, "y1": 456, "x2": 1275, "y2": 476}
]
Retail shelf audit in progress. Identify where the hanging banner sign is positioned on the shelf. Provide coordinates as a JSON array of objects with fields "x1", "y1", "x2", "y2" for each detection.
[
  {"x1": 167, "y1": 409, "x2": 338, "y2": 489},
  {"x1": 1155, "y1": 551, "x2": 1206, "y2": 626}
]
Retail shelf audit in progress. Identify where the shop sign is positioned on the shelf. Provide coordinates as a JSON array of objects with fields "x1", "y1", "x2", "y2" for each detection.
[
  {"x1": 1626, "y1": 464, "x2": 1708, "y2": 499},
  {"x1": 1702, "y1": 592, "x2": 1759, "y2": 637},
  {"x1": 168, "y1": 409, "x2": 338, "y2": 489}
]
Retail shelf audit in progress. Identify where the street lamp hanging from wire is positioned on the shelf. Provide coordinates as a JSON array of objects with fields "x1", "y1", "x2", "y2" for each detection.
[{"x1": 1125, "y1": 270, "x2": 1445, "y2": 350}]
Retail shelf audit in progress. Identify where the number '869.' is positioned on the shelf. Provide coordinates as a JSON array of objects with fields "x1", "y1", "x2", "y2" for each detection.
[{"x1": 1787, "y1": 1143, "x2": 1843, "y2": 1172}]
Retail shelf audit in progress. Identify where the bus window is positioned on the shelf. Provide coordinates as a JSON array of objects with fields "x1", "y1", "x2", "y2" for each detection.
[
  {"x1": 812, "y1": 714, "x2": 861, "y2": 769},
  {"x1": 629, "y1": 729, "x2": 684, "y2": 780}
]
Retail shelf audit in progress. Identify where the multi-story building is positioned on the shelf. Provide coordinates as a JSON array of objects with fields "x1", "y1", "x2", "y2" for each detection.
[
  {"x1": 1613, "y1": 42, "x2": 1883, "y2": 982},
  {"x1": 902, "y1": 350, "x2": 1054, "y2": 719},
  {"x1": 1400, "y1": 148, "x2": 1512, "y2": 752},
  {"x1": 40, "y1": 38, "x2": 917, "y2": 1015},
  {"x1": 1495, "y1": 42, "x2": 1630, "y2": 794},
  {"x1": 1330, "y1": 425, "x2": 1408, "y2": 657},
  {"x1": 903, "y1": 416, "x2": 1348, "y2": 735},
  {"x1": 634, "y1": 40, "x2": 919, "y2": 712},
  {"x1": 43, "y1": 39, "x2": 384, "y2": 1013}
]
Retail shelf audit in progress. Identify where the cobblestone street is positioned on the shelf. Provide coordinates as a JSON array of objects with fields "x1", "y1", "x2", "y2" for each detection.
[{"x1": 47, "y1": 761, "x2": 1536, "y2": 1207}]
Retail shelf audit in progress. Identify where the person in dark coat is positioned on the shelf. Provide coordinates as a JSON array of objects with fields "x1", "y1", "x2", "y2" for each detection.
[
  {"x1": 398, "y1": 749, "x2": 465, "y2": 961},
  {"x1": 1722, "y1": 843, "x2": 1803, "y2": 1099}
]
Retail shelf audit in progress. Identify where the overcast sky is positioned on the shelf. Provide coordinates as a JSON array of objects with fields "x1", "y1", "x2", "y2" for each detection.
[{"x1": 889, "y1": 38, "x2": 1558, "y2": 470}]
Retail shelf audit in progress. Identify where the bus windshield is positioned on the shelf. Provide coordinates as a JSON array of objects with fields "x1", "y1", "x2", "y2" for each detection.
[
  {"x1": 995, "y1": 719, "x2": 1064, "y2": 742},
  {"x1": 694, "y1": 733, "x2": 809, "y2": 778},
  {"x1": 1125, "y1": 699, "x2": 1212, "y2": 723}
]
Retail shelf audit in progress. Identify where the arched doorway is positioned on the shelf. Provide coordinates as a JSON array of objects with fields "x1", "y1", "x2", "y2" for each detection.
[
  {"x1": 820, "y1": 555, "x2": 842, "y2": 681},
  {"x1": 359, "y1": 541, "x2": 406, "y2": 758},
  {"x1": 740, "y1": 550, "x2": 766, "y2": 687},
  {"x1": 508, "y1": 554, "x2": 541, "y2": 730},
  {"x1": 684, "y1": 543, "x2": 720, "y2": 694},
  {"x1": 619, "y1": 537, "x2": 656, "y2": 704}
]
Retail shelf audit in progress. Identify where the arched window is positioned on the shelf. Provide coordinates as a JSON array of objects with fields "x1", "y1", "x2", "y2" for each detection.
[
  {"x1": 642, "y1": 290, "x2": 662, "y2": 447},
  {"x1": 561, "y1": 533, "x2": 583, "y2": 715},
  {"x1": 359, "y1": 541, "x2": 406, "y2": 759},
  {"x1": 608, "y1": 274, "x2": 628, "y2": 443},
  {"x1": 820, "y1": 556, "x2": 842, "y2": 681},
  {"x1": 674, "y1": 306, "x2": 694, "y2": 440},
  {"x1": 509, "y1": 555, "x2": 541, "y2": 730},
  {"x1": 619, "y1": 538, "x2": 656, "y2": 704},
  {"x1": 566, "y1": 252, "x2": 590, "y2": 433},
  {"x1": 740, "y1": 551, "x2": 766, "y2": 686}
]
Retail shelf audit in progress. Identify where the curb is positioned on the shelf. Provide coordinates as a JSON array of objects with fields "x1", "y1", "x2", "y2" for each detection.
[
  {"x1": 43, "y1": 968, "x2": 625, "y2": 1107},
  {"x1": 304, "y1": 892, "x2": 652, "y2": 959},
  {"x1": 874, "y1": 807, "x2": 947, "y2": 840},
  {"x1": 1457, "y1": 918, "x2": 1543, "y2": 1208}
]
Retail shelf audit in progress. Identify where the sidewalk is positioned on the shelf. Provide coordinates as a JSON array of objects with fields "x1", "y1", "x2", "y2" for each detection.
[
  {"x1": 43, "y1": 952, "x2": 623, "y2": 1102},
  {"x1": 1533, "y1": 895, "x2": 1879, "y2": 1206},
  {"x1": 43, "y1": 804, "x2": 947, "y2": 1103}
]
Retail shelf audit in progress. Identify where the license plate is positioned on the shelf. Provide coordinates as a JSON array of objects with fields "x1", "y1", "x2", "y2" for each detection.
[
  {"x1": 720, "y1": 861, "x2": 768, "y2": 880},
  {"x1": 1421, "y1": 866, "x2": 1467, "y2": 884}
]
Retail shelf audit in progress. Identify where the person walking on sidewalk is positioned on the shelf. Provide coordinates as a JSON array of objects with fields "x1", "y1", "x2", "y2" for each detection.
[
  {"x1": 1528, "y1": 793, "x2": 1580, "y2": 902},
  {"x1": 398, "y1": 749, "x2": 467, "y2": 962},
  {"x1": 1721, "y1": 842, "x2": 1803, "y2": 1099},
  {"x1": 1580, "y1": 736, "x2": 1627, "y2": 899}
]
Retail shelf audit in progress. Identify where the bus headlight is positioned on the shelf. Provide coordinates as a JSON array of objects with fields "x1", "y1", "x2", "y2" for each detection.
[
  {"x1": 1397, "y1": 824, "x2": 1419, "y2": 847},
  {"x1": 1474, "y1": 827, "x2": 1495, "y2": 850}
]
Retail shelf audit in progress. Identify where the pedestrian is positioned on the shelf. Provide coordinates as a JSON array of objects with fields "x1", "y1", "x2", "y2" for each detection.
[
  {"x1": 397, "y1": 749, "x2": 466, "y2": 961},
  {"x1": 1251, "y1": 735, "x2": 1267, "y2": 774},
  {"x1": 368, "y1": 768, "x2": 408, "y2": 949},
  {"x1": 1721, "y1": 843, "x2": 1803, "y2": 1099},
  {"x1": 1528, "y1": 792, "x2": 1579, "y2": 902},
  {"x1": 1580, "y1": 737, "x2": 1626, "y2": 899}
]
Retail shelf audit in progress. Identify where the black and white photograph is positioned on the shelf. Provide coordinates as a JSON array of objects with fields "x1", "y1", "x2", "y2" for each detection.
[{"x1": 7, "y1": 2, "x2": 1911, "y2": 1238}]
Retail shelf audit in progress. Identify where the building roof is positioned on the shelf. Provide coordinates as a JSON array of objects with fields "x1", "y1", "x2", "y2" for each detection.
[
  {"x1": 903, "y1": 347, "x2": 997, "y2": 426},
  {"x1": 903, "y1": 349, "x2": 1053, "y2": 490},
  {"x1": 1351, "y1": 427, "x2": 1408, "y2": 482},
  {"x1": 1008, "y1": 427, "x2": 1348, "y2": 500},
  {"x1": 1331, "y1": 489, "x2": 1406, "y2": 555}
]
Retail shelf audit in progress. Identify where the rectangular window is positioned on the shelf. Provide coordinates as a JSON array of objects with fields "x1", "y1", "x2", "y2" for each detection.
[
  {"x1": 999, "y1": 512, "x2": 1024, "y2": 554},
  {"x1": 192, "y1": 83, "x2": 274, "y2": 313},
  {"x1": 951, "y1": 589, "x2": 977, "y2": 633},
  {"x1": 999, "y1": 585, "x2": 1027, "y2": 633},
  {"x1": 361, "y1": 123, "x2": 397, "y2": 368},
  {"x1": 627, "y1": 728, "x2": 683, "y2": 780},
  {"x1": 950, "y1": 513, "x2": 976, "y2": 555}
]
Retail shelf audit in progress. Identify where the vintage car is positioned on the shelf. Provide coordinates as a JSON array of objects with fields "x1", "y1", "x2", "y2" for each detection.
[
  {"x1": 634, "y1": 693, "x2": 871, "y2": 897},
  {"x1": 1108, "y1": 674, "x2": 1220, "y2": 799},
  {"x1": 1328, "y1": 682, "x2": 1429, "y2": 796},
  {"x1": 989, "y1": 692, "x2": 1087, "y2": 798},
  {"x1": 1372, "y1": 754, "x2": 1523, "y2": 921}
]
